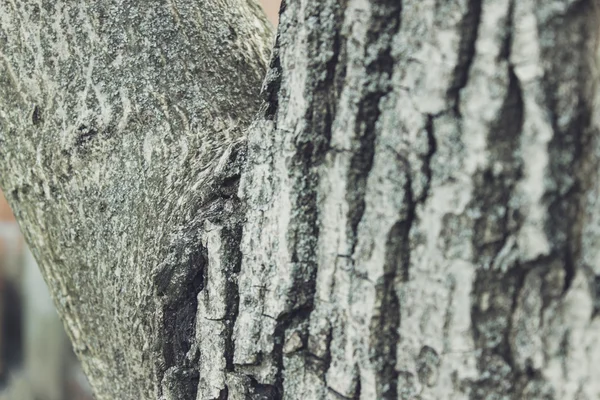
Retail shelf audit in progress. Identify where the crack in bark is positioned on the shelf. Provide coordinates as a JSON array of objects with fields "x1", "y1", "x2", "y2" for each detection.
[
  {"x1": 345, "y1": 1, "x2": 404, "y2": 398},
  {"x1": 540, "y1": 0, "x2": 598, "y2": 297},
  {"x1": 327, "y1": 387, "x2": 354, "y2": 400},
  {"x1": 448, "y1": 0, "x2": 483, "y2": 115},
  {"x1": 157, "y1": 149, "x2": 246, "y2": 399},
  {"x1": 222, "y1": 223, "x2": 244, "y2": 375},
  {"x1": 370, "y1": 221, "x2": 403, "y2": 399},
  {"x1": 201, "y1": 153, "x2": 246, "y2": 397},
  {"x1": 419, "y1": 114, "x2": 438, "y2": 205},
  {"x1": 353, "y1": 373, "x2": 362, "y2": 400},
  {"x1": 593, "y1": 275, "x2": 600, "y2": 316},
  {"x1": 263, "y1": 34, "x2": 283, "y2": 122},
  {"x1": 468, "y1": 2, "x2": 529, "y2": 397},
  {"x1": 347, "y1": 0, "x2": 401, "y2": 257},
  {"x1": 250, "y1": 1, "x2": 351, "y2": 395},
  {"x1": 270, "y1": 306, "x2": 312, "y2": 395},
  {"x1": 248, "y1": 376, "x2": 281, "y2": 400},
  {"x1": 156, "y1": 240, "x2": 206, "y2": 400}
]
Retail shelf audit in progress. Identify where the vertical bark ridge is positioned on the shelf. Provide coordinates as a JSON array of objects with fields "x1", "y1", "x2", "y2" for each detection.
[
  {"x1": 463, "y1": 0, "x2": 600, "y2": 398},
  {"x1": 347, "y1": 0, "x2": 402, "y2": 252},
  {"x1": 468, "y1": 2, "x2": 526, "y2": 396},
  {"x1": 238, "y1": 0, "x2": 412, "y2": 397},
  {"x1": 347, "y1": 2, "x2": 403, "y2": 399},
  {"x1": 234, "y1": 0, "x2": 350, "y2": 397}
]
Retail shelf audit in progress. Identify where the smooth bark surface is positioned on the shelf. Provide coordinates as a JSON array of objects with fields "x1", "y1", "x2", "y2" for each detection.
[{"x1": 2, "y1": 0, "x2": 600, "y2": 399}]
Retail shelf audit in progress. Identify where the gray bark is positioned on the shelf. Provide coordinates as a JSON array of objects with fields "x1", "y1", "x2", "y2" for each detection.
[
  {"x1": 0, "y1": 0, "x2": 272, "y2": 398},
  {"x1": 1, "y1": 0, "x2": 600, "y2": 399}
]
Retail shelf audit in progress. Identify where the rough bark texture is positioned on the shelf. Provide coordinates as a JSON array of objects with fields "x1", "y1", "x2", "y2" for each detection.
[
  {"x1": 2, "y1": 0, "x2": 600, "y2": 399},
  {"x1": 236, "y1": 0, "x2": 600, "y2": 398},
  {"x1": 0, "y1": 1, "x2": 272, "y2": 398}
]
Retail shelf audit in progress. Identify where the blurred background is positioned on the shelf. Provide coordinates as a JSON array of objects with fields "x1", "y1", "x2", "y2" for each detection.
[{"x1": 0, "y1": 1, "x2": 280, "y2": 399}]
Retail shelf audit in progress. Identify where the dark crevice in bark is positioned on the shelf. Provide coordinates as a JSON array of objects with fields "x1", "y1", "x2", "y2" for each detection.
[
  {"x1": 304, "y1": 0, "x2": 347, "y2": 160},
  {"x1": 419, "y1": 114, "x2": 437, "y2": 205},
  {"x1": 353, "y1": 373, "x2": 362, "y2": 400},
  {"x1": 539, "y1": 0, "x2": 597, "y2": 296},
  {"x1": 216, "y1": 386, "x2": 228, "y2": 400},
  {"x1": 271, "y1": 306, "x2": 313, "y2": 395},
  {"x1": 544, "y1": 119, "x2": 593, "y2": 295},
  {"x1": 562, "y1": 250, "x2": 576, "y2": 294},
  {"x1": 469, "y1": 3, "x2": 526, "y2": 395},
  {"x1": 248, "y1": 376, "x2": 281, "y2": 400},
  {"x1": 206, "y1": 155, "x2": 246, "y2": 396},
  {"x1": 322, "y1": 323, "x2": 333, "y2": 373},
  {"x1": 157, "y1": 241, "x2": 206, "y2": 400},
  {"x1": 347, "y1": 0, "x2": 401, "y2": 256},
  {"x1": 345, "y1": 1, "x2": 402, "y2": 397},
  {"x1": 385, "y1": 113, "x2": 438, "y2": 305},
  {"x1": 382, "y1": 149, "x2": 421, "y2": 399},
  {"x1": 263, "y1": 0, "x2": 291, "y2": 124},
  {"x1": 370, "y1": 221, "x2": 403, "y2": 399},
  {"x1": 158, "y1": 246, "x2": 206, "y2": 368},
  {"x1": 447, "y1": 0, "x2": 482, "y2": 115},
  {"x1": 593, "y1": 275, "x2": 600, "y2": 316},
  {"x1": 223, "y1": 223, "x2": 244, "y2": 373},
  {"x1": 327, "y1": 387, "x2": 353, "y2": 400},
  {"x1": 498, "y1": 0, "x2": 515, "y2": 63},
  {"x1": 255, "y1": 0, "x2": 350, "y2": 393},
  {"x1": 278, "y1": 0, "x2": 287, "y2": 18},
  {"x1": 156, "y1": 154, "x2": 245, "y2": 399},
  {"x1": 263, "y1": 35, "x2": 282, "y2": 122},
  {"x1": 30, "y1": 104, "x2": 42, "y2": 125}
]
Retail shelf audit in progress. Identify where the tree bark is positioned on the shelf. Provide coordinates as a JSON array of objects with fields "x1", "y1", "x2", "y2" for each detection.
[
  {"x1": 0, "y1": 1, "x2": 272, "y2": 398},
  {"x1": 2, "y1": 0, "x2": 600, "y2": 399}
]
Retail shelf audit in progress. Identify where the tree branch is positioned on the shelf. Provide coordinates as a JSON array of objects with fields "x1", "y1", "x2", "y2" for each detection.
[{"x1": 0, "y1": 1, "x2": 272, "y2": 398}]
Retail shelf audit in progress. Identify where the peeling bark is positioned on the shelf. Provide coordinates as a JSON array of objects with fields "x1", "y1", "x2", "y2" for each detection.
[{"x1": 2, "y1": 0, "x2": 600, "y2": 399}]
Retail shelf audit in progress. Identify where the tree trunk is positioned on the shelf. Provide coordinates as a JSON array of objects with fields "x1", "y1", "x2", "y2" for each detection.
[{"x1": 1, "y1": 0, "x2": 600, "y2": 399}]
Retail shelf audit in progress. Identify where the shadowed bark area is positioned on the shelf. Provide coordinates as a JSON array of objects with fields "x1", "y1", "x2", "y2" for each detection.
[{"x1": 2, "y1": 0, "x2": 600, "y2": 399}]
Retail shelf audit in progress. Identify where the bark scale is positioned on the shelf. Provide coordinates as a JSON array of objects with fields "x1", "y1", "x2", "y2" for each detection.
[{"x1": 1, "y1": 0, "x2": 600, "y2": 399}]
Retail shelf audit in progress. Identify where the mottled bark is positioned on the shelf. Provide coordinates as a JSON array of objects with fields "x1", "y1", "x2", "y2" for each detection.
[
  {"x1": 237, "y1": 0, "x2": 600, "y2": 398},
  {"x1": 1, "y1": 0, "x2": 600, "y2": 399},
  {"x1": 0, "y1": 1, "x2": 272, "y2": 398}
]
